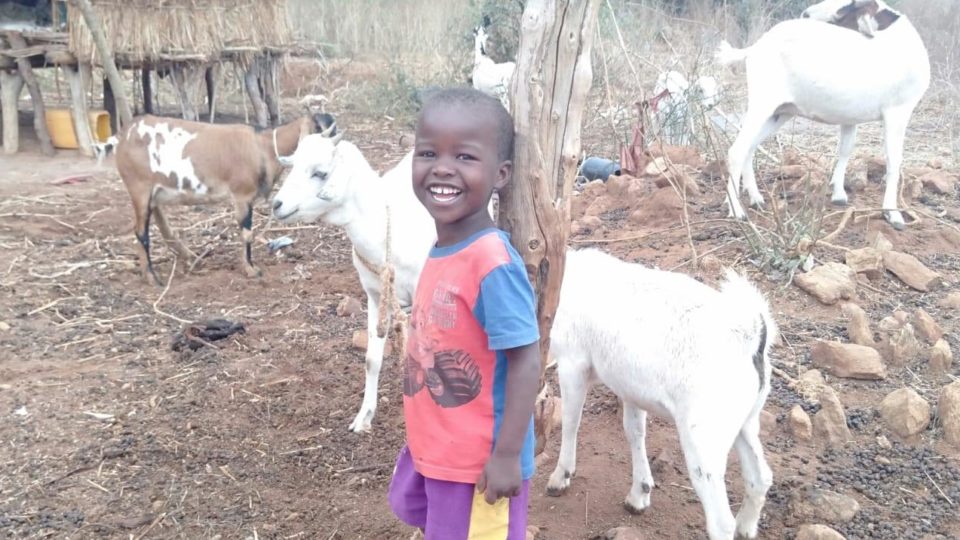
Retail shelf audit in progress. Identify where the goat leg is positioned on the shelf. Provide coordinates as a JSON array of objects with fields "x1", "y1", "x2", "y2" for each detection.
[
  {"x1": 236, "y1": 200, "x2": 262, "y2": 278},
  {"x1": 132, "y1": 193, "x2": 161, "y2": 286}
]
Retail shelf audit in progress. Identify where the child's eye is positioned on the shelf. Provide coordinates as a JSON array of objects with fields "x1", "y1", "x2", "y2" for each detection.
[
  {"x1": 457, "y1": 153, "x2": 476, "y2": 161},
  {"x1": 416, "y1": 150, "x2": 436, "y2": 158}
]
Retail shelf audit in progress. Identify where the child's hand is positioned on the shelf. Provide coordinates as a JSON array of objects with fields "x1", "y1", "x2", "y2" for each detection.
[{"x1": 476, "y1": 452, "x2": 521, "y2": 504}]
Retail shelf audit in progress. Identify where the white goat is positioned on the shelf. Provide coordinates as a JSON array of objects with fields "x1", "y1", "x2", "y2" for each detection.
[
  {"x1": 271, "y1": 139, "x2": 435, "y2": 432},
  {"x1": 272, "y1": 133, "x2": 779, "y2": 539},
  {"x1": 546, "y1": 249, "x2": 777, "y2": 540},
  {"x1": 472, "y1": 26, "x2": 515, "y2": 109},
  {"x1": 718, "y1": 0, "x2": 930, "y2": 230},
  {"x1": 651, "y1": 70, "x2": 720, "y2": 145}
]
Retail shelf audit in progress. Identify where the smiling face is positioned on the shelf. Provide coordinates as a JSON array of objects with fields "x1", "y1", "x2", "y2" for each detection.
[{"x1": 412, "y1": 100, "x2": 511, "y2": 246}]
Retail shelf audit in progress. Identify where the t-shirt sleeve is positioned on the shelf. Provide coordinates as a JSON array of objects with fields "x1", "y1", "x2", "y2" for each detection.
[{"x1": 476, "y1": 262, "x2": 540, "y2": 351}]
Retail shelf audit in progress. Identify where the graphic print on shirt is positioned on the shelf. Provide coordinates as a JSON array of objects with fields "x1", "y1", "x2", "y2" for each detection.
[{"x1": 403, "y1": 281, "x2": 482, "y2": 408}]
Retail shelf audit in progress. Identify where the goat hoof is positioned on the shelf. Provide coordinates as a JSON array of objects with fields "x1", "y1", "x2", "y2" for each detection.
[
  {"x1": 623, "y1": 500, "x2": 648, "y2": 515},
  {"x1": 883, "y1": 211, "x2": 906, "y2": 231},
  {"x1": 830, "y1": 197, "x2": 849, "y2": 207},
  {"x1": 245, "y1": 266, "x2": 264, "y2": 279},
  {"x1": 545, "y1": 484, "x2": 568, "y2": 497}
]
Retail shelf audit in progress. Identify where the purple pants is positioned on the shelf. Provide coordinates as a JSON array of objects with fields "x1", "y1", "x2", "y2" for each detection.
[{"x1": 388, "y1": 446, "x2": 530, "y2": 540}]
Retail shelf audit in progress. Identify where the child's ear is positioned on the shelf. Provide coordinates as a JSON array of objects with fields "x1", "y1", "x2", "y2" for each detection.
[{"x1": 494, "y1": 160, "x2": 513, "y2": 190}]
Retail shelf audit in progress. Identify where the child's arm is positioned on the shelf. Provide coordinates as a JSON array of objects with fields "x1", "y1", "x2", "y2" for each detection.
[{"x1": 476, "y1": 341, "x2": 540, "y2": 504}]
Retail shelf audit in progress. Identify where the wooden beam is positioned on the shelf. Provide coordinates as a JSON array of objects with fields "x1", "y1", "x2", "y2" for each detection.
[
  {"x1": 499, "y1": 0, "x2": 601, "y2": 453},
  {"x1": 73, "y1": 0, "x2": 133, "y2": 128},
  {"x1": 1, "y1": 70, "x2": 25, "y2": 154},
  {"x1": 64, "y1": 63, "x2": 94, "y2": 156},
  {"x1": 7, "y1": 32, "x2": 55, "y2": 156}
]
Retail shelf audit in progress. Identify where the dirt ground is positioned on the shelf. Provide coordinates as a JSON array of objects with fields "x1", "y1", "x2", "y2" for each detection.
[{"x1": 2, "y1": 90, "x2": 960, "y2": 539}]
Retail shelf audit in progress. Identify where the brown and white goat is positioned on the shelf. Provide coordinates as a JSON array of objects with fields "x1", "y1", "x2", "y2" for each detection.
[{"x1": 99, "y1": 113, "x2": 335, "y2": 284}]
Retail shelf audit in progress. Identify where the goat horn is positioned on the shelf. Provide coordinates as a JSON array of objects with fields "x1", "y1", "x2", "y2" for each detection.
[
  {"x1": 278, "y1": 155, "x2": 295, "y2": 168},
  {"x1": 331, "y1": 133, "x2": 344, "y2": 146},
  {"x1": 320, "y1": 122, "x2": 337, "y2": 137}
]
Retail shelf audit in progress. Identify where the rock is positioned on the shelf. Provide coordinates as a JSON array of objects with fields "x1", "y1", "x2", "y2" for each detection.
[
  {"x1": 913, "y1": 309, "x2": 944, "y2": 344},
  {"x1": 0, "y1": 321, "x2": 9, "y2": 332},
  {"x1": 336, "y1": 296, "x2": 363, "y2": 317},
  {"x1": 941, "y1": 292, "x2": 960, "y2": 310},
  {"x1": 844, "y1": 248, "x2": 884, "y2": 280},
  {"x1": 918, "y1": 170, "x2": 957, "y2": 195},
  {"x1": 652, "y1": 169, "x2": 700, "y2": 196},
  {"x1": 840, "y1": 303, "x2": 874, "y2": 346},
  {"x1": 794, "y1": 369, "x2": 827, "y2": 403},
  {"x1": 811, "y1": 341, "x2": 886, "y2": 380},
  {"x1": 881, "y1": 323, "x2": 921, "y2": 367},
  {"x1": 601, "y1": 527, "x2": 645, "y2": 540},
  {"x1": 584, "y1": 196, "x2": 613, "y2": 217},
  {"x1": 866, "y1": 230, "x2": 894, "y2": 252},
  {"x1": 605, "y1": 175, "x2": 633, "y2": 198},
  {"x1": 580, "y1": 216, "x2": 603, "y2": 232},
  {"x1": 643, "y1": 156, "x2": 669, "y2": 177},
  {"x1": 796, "y1": 524, "x2": 846, "y2": 540},
  {"x1": 526, "y1": 525, "x2": 540, "y2": 540},
  {"x1": 882, "y1": 251, "x2": 942, "y2": 292},
  {"x1": 877, "y1": 315, "x2": 904, "y2": 333},
  {"x1": 789, "y1": 405, "x2": 813, "y2": 441},
  {"x1": 648, "y1": 144, "x2": 703, "y2": 168},
  {"x1": 880, "y1": 388, "x2": 931, "y2": 438},
  {"x1": 904, "y1": 176, "x2": 923, "y2": 200},
  {"x1": 795, "y1": 263, "x2": 857, "y2": 305},
  {"x1": 789, "y1": 487, "x2": 860, "y2": 523},
  {"x1": 813, "y1": 386, "x2": 851, "y2": 446},
  {"x1": 928, "y1": 339, "x2": 953, "y2": 373},
  {"x1": 876, "y1": 434, "x2": 892, "y2": 449},
  {"x1": 630, "y1": 187, "x2": 684, "y2": 225},
  {"x1": 351, "y1": 330, "x2": 392, "y2": 356},
  {"x1": 760, "y1": 409, "x2": 777, "y2": 435},
  {"x1": 927, "y1": 158, "x2": 944, "y2": 169},
  {"x1": 940, "y1": 381, "x2": 960, "y2": 448}
]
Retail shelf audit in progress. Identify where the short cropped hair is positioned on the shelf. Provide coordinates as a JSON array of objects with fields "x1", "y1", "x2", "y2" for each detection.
[{"x1": 418, "y1": 87, "x2": 515, "y2": 161}]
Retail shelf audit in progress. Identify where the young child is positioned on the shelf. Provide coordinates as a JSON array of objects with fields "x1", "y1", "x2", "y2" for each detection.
[{"x1": 388, "y1": 87, "x2": 541, "y2": 539}]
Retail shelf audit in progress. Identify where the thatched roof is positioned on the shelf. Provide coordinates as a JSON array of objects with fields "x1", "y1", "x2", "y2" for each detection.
[{"x1": 67, "y1": 0, "x2": 292, "y2": 66}]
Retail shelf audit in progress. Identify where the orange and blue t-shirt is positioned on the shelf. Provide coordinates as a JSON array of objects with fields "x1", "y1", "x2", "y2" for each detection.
[{"x1": 403, "y1": 228, "x2": 540, "y2": 484}]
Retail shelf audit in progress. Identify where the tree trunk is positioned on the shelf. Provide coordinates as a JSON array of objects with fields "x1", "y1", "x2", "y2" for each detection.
[
  {"x1": 262, "y1": 56, "x2": 280, "y2": 126},
  {"x1": 7, "y1": 32, "x2": 55, "y2": 156},
  {"x1": 73, "y1": 0, "x2": 133, "y2": 129},
  {"x1": 204, "y1": 64, "x2": 217, "y2": 123},
  {"x1": 499, "y1": 0, "x2": 601, "y2": 454},
  {"x1": 1, "y1": 70, "x2": 24, "y2": 154},
  {"x1": 64, "y1": 63, "x2": 94, "y2": 156}
]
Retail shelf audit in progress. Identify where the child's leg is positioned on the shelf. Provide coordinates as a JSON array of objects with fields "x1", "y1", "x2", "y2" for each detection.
[
  {"x1": 388, "y1": 447, "x2": 427, "y2": 530},
  {"x1": 422, "y1": 478, "x2": 530, "y2": 540}
]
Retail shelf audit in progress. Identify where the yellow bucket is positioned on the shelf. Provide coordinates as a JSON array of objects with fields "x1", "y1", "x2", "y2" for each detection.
[{"x1": 44, "y1": 108, "x2": 112, "y2": 149}]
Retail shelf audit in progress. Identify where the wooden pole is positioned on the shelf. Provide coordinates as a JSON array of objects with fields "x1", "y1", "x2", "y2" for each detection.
[
  {"x1": 102, "y1": 75, "x2": 116, "y2": 133},
  {"x1": 244, "y1": 58, "x2": 268, "y2": 128},
  {"x1": 262, "y1": 56, "x2": 280, "y2": 126},
  {"x1": 73, "y1": 0, "x2": 133, "y2": 129},
  {"x1": 205, "y1": 64, "x2": 218, "y2": 123},
  {"x1": 64, "y1": 63, "x2": 94, "y2": 156},
  {"x1": 142, "y1": 66, "x2": 153, "y2": 115},
  {"x1": 1, "y1": 70, "x2": 24, "y2": 154},
  {"x1": 7, "y1": 32, "x2": 55, "y2": 156},
  {"x1": 499, "y1": 0, "x2": 601, "y2": 453}
]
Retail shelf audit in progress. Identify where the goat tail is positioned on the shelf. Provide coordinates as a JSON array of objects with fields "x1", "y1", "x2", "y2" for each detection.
[
  {"x1": 719, "y1": 269, "x2": 778, "y2": 393},
  {"x1": 716, "y1": 40, "x2": 749, "y2": 66},
  {"x1": 93, "y1": 135, "x2": 119, "y2": 166}
]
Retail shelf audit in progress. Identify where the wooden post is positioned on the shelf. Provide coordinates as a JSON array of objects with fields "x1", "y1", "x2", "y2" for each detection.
[
  {"x1": 7, "y1": 32, "x2": 55, "y2": 156},
  {"x1": 204, "y1": 64, "x2": 218, "y2": 123},
  {"x1": 262, "y1": 56, "x2": 280, "y2": 126},
  {"x1": 142, "y1": 66, "x2": 153, "y2": 115},
  {"x1": 499, "y1": 0, "x2": 601, "y2": 453},
  {"x1": 244, "y1": 58, "x2": 268, "y2": 128},
  {"x1": 63, "y1": 63, "x2": 94, "y2": 156},
  {"x1": 103, "y1": 75, "x2": 116, "y2": 133},
  {"x1": 170, "y1": 64, "x2": 201, "y2": 122},
  {"x1": 1, "y1": 70, "x2": 25, "y2": 154},
  {"x1": 73, "y1": 0, "x2": 133, "y2": 129}
]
